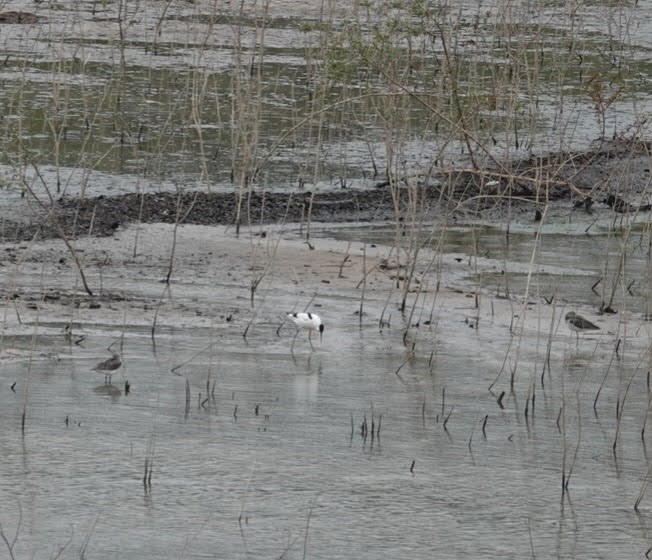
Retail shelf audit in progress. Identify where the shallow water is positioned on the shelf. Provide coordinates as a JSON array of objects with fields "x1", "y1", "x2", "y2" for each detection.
[
  {"x1": 319, "y1": 218, "x2": 652, "y2": 312},
  {"x1": 1, "y1": 0, "x2": 652, "y2": 555},
  {"x1": 0, "y1": 321, "x2": 650, "y2": 558},
  {"x1": 1, "y1": 223, "x2": 652, "y2": 558},
  {"x1": 0, "y1": 0, "x2": 651, "y2": 199}
]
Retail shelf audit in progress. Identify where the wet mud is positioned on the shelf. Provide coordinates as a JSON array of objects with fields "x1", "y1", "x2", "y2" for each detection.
[{"x1": 4, "y1": 143, "x2": 651, "y2": 242}]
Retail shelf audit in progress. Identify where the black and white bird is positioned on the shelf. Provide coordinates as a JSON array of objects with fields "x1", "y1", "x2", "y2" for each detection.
[
  {"x1": 93, "y1": 351, "x2": 122, "y2": 384},
  {"x1": 565, "y1": 311, "x2": 600, "y2": 345},
  {"x1": 288, "y1": 312, "x2": 324, "y2": 351}
]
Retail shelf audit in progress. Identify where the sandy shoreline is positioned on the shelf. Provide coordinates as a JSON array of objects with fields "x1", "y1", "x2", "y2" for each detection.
[
  {"x1": 1, "y1": 220, "x2": 646, "y2": 363},
  {"x1": 1, "y1": 141, "x2": 650, "y2": 367}
]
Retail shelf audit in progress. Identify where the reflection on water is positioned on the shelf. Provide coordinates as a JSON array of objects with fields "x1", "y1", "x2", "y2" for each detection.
[
  {"x1": 0, "y1": 0, "x2": 651, "y2": 199},
  {"x1": 319, "y1": 220, "x2": 652, "y2": 312},
  {"x1": 0, "y1": 301, "x2": 650, "y2": 559}
]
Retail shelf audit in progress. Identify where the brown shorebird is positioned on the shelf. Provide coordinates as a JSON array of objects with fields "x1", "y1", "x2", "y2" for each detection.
[
  {"x1": 604, "y1": 194, "x2": 652, "y2": 213},
  {"x1": 565, "y1": 311, "x2": 600, "y2": 346},
  {"x1": 93, "y1": 351, "x2": 122, "y2": 384}
]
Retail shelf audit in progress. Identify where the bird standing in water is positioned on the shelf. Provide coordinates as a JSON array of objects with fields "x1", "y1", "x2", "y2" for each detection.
[
  {"x1": 565, "y1": 311, "x2": 600, "y2": 346},
  {"x1": 288, "y1": 312, "x2": 324, "y2": 351},
  {"x1": 93, "y1": 351, "x2": 122, "y2": 384}
]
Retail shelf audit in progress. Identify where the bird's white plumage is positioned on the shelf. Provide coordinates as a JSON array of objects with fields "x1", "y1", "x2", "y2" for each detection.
[
  {"x1": 288, "y1": 312, "x2": 324, "y2": 350},
  {"x1": 288, "y1": 312, "x2": 322, "y2": 331}
]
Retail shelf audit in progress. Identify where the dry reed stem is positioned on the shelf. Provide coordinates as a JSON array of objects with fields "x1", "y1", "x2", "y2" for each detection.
[{"x1": 20, "y1": 170, "x2": 94, "y2": 295}]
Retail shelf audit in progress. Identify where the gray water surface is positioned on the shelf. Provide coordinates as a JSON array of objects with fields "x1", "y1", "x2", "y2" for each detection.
[
  {"x1": 0, "y1": 298, "x2": 650, "y2": 558},
  {"x1": 1, "y1": 0, "x2": 651, "y2": 198},
  {"x1": 1, "y1": 0, "x2": 652, "y2": 555}
]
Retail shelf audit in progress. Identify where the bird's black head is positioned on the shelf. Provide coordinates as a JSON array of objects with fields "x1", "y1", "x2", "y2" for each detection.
[{"x1": 319, "y1": 323, "x2": 324, "y2": 341}]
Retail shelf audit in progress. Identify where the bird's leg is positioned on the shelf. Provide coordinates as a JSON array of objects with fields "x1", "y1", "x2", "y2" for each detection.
[
  {"x1": 575, "y1": 331, "x2": 579, "y2": 348},
  {"x1": 291, "y1": 330, "x2": 299, "y2": 356},
  {"x1": 308, "y1": 330, "x2": 315, "y2": 351}
]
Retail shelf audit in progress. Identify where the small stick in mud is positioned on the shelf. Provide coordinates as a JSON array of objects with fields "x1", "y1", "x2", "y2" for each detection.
[
  {"x1": 378, "y1": 281, "x2": 395, "y2": 331},
  {"x1": 410, "y1": 460, "x2": 415, "y2": 474},
  {"x1": 427, "y1": 346, "x2": 436, "y2": 372},
  {"x1": 634, "y1": 461, "x2": 652, "y2": 512},
  {"x1": 171, "y1": 342, "x2": 215, "y2": 373},
  {"x1": 497, "y1": 391, "x2": 505, "y2": 409},
  {"x1": 613, "y1": 368, "x2": 638, "y2": 451},
  {"x1": 481, "y1": 415, "x2": 488, "y2": 438},
  {"x1": 443, "y1": 406, "x2": 453, "y2": 432},
  {"x1": 591, "y1": 277, "x2": 602, "y2": 295},
  {"x1": 468, "y1": 417, "x2": 478, "y2": 449},
  {"x1": 643, "y1": 392, "x2": 652, "y2": 441},
  {"x1": 395, "y1": 350, "x2": 416, "y2": 378},
  {"x1": 358, "y1": 244, "x2": 366, "y2": 328},
  {"x1": 143, "y1": 437, "x2": 154, "y2": 489},
  {"x1": 594, "y1": 348, "x2": 617, "y2": 413},
  {"x1": 338, "y1": 244, "x2": 351, "y2": 278}
]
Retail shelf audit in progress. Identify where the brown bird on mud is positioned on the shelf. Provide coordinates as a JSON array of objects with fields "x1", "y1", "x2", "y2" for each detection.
[
  {"x1": 604, "y1": 194, "x2": 652, "y2": 213},
  {"x1": 573, "y1": 196, "x2": 594, "y2": 214},
  {"x1": 93, "y1": 351, "x2": 122, "y2": 384},
  {"x1": 565, "y1": 311, "x2": 600, "y2": 346}
]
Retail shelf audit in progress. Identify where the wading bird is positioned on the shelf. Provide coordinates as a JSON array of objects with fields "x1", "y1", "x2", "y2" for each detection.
[
  {"x1": 604, "y1": 194, "x2": 651, "y2": 214},
  {"x1": 93, "y1": 351, "x2": 122, "y2": 384},
  {"x1": 288, "y1": 312, "x2": 324, "y2": 351},
  {"x1": 565, "y1": 311, "x2": 600, "y2": 346}
]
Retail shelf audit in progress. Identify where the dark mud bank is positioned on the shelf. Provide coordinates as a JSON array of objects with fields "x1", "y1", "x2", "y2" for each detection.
[{"x1": 7, "y1": 143, "x2": 652, "y2": 242}]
